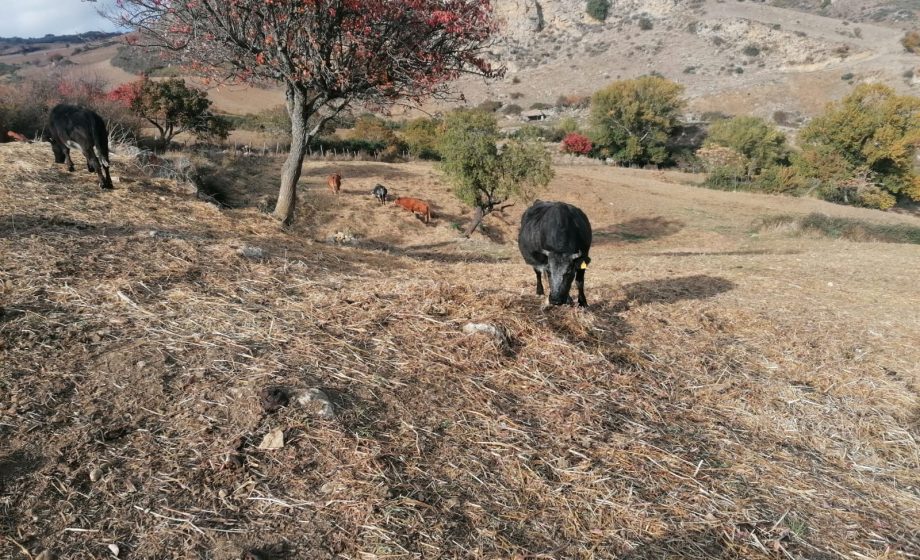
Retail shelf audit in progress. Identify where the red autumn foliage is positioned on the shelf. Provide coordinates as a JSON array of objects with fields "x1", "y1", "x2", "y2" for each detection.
[
  {"x1": 108, "y1": 80, "x2": 143, "y2": 107},
  {"x1": 561, "y1": 133, "x2": 593, "y2": 155}
]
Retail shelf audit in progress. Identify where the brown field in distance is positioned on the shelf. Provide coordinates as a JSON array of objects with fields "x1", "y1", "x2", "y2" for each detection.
[{"x1": 1, "y1": 142, "x2": 918, "y2": 558}]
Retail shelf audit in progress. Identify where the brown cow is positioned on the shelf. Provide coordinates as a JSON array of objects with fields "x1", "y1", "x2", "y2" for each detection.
[
  {"x1": 327, "y1": 172, "x2": 342, "y2": 194},
  {"x1": 394, "y1": 196, "x2": 432, "y2": 224},
  {"x1": 6, "y1": 131, "x2": 29, "y2": 143}
]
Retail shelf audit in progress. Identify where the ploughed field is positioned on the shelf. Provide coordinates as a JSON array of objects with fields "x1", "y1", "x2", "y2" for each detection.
[{"x1": 1, "y1": 142, "x2": 918, "y2": 559}]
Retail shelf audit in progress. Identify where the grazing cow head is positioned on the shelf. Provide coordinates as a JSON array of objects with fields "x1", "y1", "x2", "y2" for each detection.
[{"x1": 544, "y1": 250, "x2": 590, "y2": 306}]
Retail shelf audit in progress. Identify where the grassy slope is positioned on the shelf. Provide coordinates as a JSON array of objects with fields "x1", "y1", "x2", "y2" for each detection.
[{"x1": 1, "y1": 143, "x2": 918, "y2": 559}]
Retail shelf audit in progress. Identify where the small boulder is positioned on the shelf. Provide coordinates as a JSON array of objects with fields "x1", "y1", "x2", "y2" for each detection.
[
  {"x1": 462, "y1": 322, "x2": 512, "y2": 351},
  {"x1": 239, "y1": 246, "x2": 266, "y2": 260},
  {"x1": 295, "y1": 388, "x2": 335, "y2": 419},
  {"x1": 327, "y1": 231, "x2": 358, "y2": 245}
]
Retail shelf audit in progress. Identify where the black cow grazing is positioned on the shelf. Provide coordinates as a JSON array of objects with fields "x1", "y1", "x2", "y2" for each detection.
[
  {"x1": 372, "y1": 184, "x2": 388, "y2": 204},
  {"x1": 518, "y1": 201, "x2": 592, "y2": 307},
  {"x1": 48, "y1": 104, "x2": 113, "y2": 190}
]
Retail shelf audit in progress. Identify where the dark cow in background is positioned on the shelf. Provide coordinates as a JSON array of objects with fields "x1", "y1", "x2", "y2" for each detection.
[
  {"x1": 518, "y1": 201, "x2": 592, "y2": 307},
  {"x1": 372, "y1": 184, "x2": 387, "y2": 204},
  {"x1": 47, "y1": 104, "x2": 113, "y2": 190}
]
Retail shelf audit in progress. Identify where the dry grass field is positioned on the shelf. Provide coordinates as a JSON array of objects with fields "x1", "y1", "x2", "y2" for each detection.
[{"x1": 1, "y1": 142, "x2": 918, "y2": 559}]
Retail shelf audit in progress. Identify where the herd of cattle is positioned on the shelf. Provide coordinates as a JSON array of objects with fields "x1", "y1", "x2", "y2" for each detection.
[{"x1": 7, "y1": 104, "x2": 594, "y2": 307}]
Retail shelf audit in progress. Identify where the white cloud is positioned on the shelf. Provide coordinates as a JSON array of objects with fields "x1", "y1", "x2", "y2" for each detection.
[{"x1": 0, "y1": 0, "x2": 119, "y2": 38}]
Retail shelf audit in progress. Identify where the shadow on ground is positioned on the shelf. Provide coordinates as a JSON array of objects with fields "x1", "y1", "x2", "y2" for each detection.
[
  {"x1": 613, "y1": 274, "x2": 736, "y2": 310},
  {"x1": 594, "y1": 216, "x2": 684, "y2": 245}
]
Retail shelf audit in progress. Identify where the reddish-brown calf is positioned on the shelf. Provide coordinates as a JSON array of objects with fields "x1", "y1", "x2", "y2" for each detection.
[
  {"x1": 327, "y1": 172, "x2": 342, "y2": 194},
  {"x1": 394, "y1": 196, "x2": 432, "y2": 224},
  {"x1": 6, "y1": 131, "x2": 29, "y2": 143}
]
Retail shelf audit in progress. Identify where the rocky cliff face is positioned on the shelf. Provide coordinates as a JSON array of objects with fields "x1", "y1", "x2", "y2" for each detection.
[{"x1": 452, "y1": 0, "x2": 918, "y2": 120}]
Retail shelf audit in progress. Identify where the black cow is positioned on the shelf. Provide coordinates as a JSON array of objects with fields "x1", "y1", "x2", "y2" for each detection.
[
  {"x1": 372, "y1": 184, "x2": 388, "y2": 204},
  {"x1": 47, "y1": 104, "x2": 113, "y2": 190},
  {"x1": 518, "y1": 201, "x2": 592, "y2": 307}
]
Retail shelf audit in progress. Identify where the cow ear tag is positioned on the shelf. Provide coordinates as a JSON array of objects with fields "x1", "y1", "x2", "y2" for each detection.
[{"x1": 580, "y1": 261, "x2": 588, "y2": 270}]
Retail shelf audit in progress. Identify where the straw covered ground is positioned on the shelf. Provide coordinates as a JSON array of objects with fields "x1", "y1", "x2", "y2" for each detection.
[{"x1": 1, "y1": 142, "x2": 918, "y2": 559}]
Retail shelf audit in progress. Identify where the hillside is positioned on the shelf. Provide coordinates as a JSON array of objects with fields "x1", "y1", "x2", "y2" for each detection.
[
  {"x1": 1, "y1": 143, "x2": 919, "y2": 558},
  {"x1": 1, "y1": 1, "x2": 917, "y2": 122},
  {"x1": 470, "y1": 0, "x2": 920, "y2": 118}
]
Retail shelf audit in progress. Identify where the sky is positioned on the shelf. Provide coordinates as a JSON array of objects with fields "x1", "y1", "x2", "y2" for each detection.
[{"x1": 0, "y1": 1, "x2": 120, "y2": 38}]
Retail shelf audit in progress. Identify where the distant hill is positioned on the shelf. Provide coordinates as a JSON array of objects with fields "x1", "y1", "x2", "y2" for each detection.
[
  {"x1": 0, "y1": 31, "x2": 121, "y2": 55},
  {"x1": 1, "y1": 1, "x2": 918, "y2": 123}
]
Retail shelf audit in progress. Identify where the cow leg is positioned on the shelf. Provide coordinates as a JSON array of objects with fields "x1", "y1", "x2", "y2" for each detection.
[
  {"x1": 51, "y1": 141, "x2": 66, "y2": 164},
  {"x1": 83, "y1": 148, "x2": 98, "y2": 173},
  {"x1": 575, "y1": 268, "x2": 587, "y2": 307},
  {"x1": 534, "y1": 268, "x2": 544, "y2": 296},
  {"x1": 84, "y1": 149, "x2": 112, "y2": 189},
  {"x1": 63, "y1": 146, "x2": 75, "y2": 172},
  {"x1": 97, "y1": 162, "x2": 113, "y2": 190}
]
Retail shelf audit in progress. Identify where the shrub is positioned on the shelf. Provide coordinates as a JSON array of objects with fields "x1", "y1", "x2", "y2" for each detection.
[
  {"x1": 841, "y1": 72, "x2": 854, "y2": 81},
  {"x1": 1, "y1": 74, "x2": 141, "y2": 142},
  {"x1": 110, "y1": 45, "x2": 169, "y2": 75},
  {"x1": 794, "y1": 83, "x2": 920, "y2": 206},
  {"x1": 561, "y1": 132, "x2": 593, "y2": 155},
  {"x1": 638, "y1": 17, "x2": 653, "y2": 30},
  {"x1": 350, "y1": 114, "x2": 400, "y2": 143},
  {"x1": 742, "y1": 44, "x2": 760, "y2": 57},
  {"x1": 477, "y1": 100, "x2": 503, "y2": 113},
  {"x1": 555, "y1": 94, "x2": 590, "y2": 109},
  {"x1": 502, "y1": 104, "x2": 523, "y2": 115},
  {"x1": 590, "y1": 75, "x2": 685, "y2": 165},
  {"x1": 752, "y1": 165, "x2": 804, "y2": 194},
  {"x1": 902, "y1": 30, "x2": 920, "y2": 54},
  {"x1": 530, "y1": 102, "x2": 552, "y2": 110},
  {"x1": 586, "y1": 0, "x2": 611, "y2": 21},
  {"x1": 557, "y1": 117, "x2": 580, "y2": 134},
  {"x1": 697, "y1": 145, "x2": 747, "y2": 189},
  {"x1": 400, "y1": 117, "x2": 441, "y2": 159},
  {"x1": 704, "y1": 116, "x2": 789, "y2": 178},
  {"x1": 230, "y1": 106, "x2": 291, "y2": 136}
]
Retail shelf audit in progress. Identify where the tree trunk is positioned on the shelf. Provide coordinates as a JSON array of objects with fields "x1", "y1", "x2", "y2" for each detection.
[
  {"x1": 464, "y1": 205, "x2": 488, "y2": 237},
  {"x1": 273, "y1": 87, "x2": 309, "y2": 225}
]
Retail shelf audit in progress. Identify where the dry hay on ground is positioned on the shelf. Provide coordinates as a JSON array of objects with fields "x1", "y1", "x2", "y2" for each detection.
[{"x1": 1, "y1": 143, "x2": 918, "y2": 559}]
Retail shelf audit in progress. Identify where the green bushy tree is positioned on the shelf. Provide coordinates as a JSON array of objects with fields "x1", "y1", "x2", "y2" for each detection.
[
  {"x1": 590, "y1": 75, "x2": 685, "y2": 165},
  {"x1": 794, "y1": 83, "x2": 920, "y2": 207},
  {"x1": 439, "y1": 110, "x2": 554, "y2": 236},
  {"x1": 110, "y1": 78, "x2": 231, "y2": 145}
]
